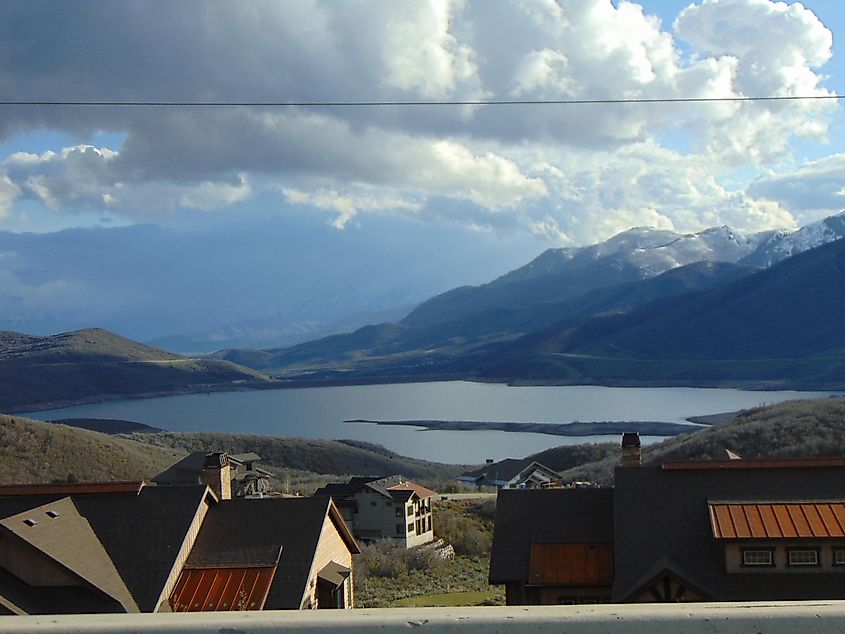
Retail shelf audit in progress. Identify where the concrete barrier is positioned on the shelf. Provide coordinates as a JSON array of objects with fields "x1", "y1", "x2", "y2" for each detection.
[{"x1": 1, "y1": 602, "x2": 845, "y2": 633}]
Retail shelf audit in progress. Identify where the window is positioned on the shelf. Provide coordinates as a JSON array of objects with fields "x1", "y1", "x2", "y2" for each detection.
[
  {"x1": 385, "y1": 501, "x2": 392, "y2": 508},
  {"x1": 396, "y1": 523, "x2": 403, "y2": 535},
  {"x1": 407, "y1": 506, "x2": 413, "y2": 516},
  {"x1": 407, "y1": 522, "x2": 414, "y2": 533},
  {"x1": 395, "y1": 506, "x2": 402, "y2": 517},
  {"x1": 370, "y1": 501, "x2": 377, "y2": 507},
  {"x1": 834, "y1": 548, "x2": 845, "y2": 566},
  {"x1": 787, "y1": 549, "x2": 819, "y2": 567},
  {"x1": 742, "y1": 549, "x2": 774, "y2": 567}
]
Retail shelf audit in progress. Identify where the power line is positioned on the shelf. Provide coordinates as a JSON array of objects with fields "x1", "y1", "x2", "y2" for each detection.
[{"x1": 0, "y1": 94, "x2": 840, "y2": 107}]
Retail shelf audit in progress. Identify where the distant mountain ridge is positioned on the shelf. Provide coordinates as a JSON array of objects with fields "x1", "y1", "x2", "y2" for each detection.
[
  {"x1": 214, "y1": 211, "x2": 845, "y2": 389},
  {"x1": 0, "y1": 328, "x2": 274, "y2": 412}
]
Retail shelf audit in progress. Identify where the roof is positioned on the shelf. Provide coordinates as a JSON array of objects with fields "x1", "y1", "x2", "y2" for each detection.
[
  {"x1": 151, "y1": 452, "x2": 211, "y2": 485},
  {"x1": 388, "y1": 482, "x2": 437, "y2": 499},
  {"x1": 230, "y1": 453, "x2": 261, "y2": 464},
  {"x1": 0, "y1": 482, "x2": 144, "y2": 496},
  {"x1": 186, "y1": 497, "x2": 358, "y2": 610},
  {"x1": 0, "y1": 497, "x2": 137, "y2": 612},
  {"x1": 709, "y1": 501, "x2": 845, "y2": 539},
  {"x1": 460, "y1": 459, "x2": 560, "y2": 486},
  {"x1": 0, "y1": 484, "x2": 211, "y2": 612},
  {"x1": 313, "y1": 475, "x2": 420, "y2": 501},
  {"x1": 613, "y1": 464, "x2": 845, "y2": 602},
  {"x1": 313, "y1": 477, "x2": 383, "y2": 498},
  {"x1": 169, "y1": 566, "x2": 277, "y2": 612},
  {"x1": 489, "y1": 488, "x2": 614, "y2": 584}
]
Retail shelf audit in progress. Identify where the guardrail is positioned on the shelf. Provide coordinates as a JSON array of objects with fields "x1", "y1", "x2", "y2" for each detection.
[{"x1": 1, "y1": 601, "x2": 845, "y2": 633}]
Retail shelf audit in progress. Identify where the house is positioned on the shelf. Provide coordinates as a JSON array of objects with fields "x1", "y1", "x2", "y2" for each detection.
[
  {"x1": 0, "y1": 476, "x2": 359, "y2": 614},
  {"x1": 490, "y1": 435, "x2": 845, "y2": 605},
  {"x1": 313, "y1": 476, "x2": 436, "y2": 547},
  {"x1": 458, "y1": 458, "x2": 561, "y2": 489},
  {"x1": 152, "y1": 451, "x2": 273, "y2": 498}
]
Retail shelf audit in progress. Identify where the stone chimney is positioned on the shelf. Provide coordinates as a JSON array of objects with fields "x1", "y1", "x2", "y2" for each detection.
[
  {"x1": 202, "y1": 452, "x2": 232, "y2": 500},
  {"x1": 621, "y1": 433, "x2": 641, "y2": 467}
]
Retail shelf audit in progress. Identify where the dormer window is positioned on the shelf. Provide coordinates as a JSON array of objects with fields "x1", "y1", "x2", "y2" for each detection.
[
  {"x1": 741, "y1": 549, "x2": 774, "y2": 567},
  {"x1": 787, "y1": 549, "x2": 819, "y2": 567}
]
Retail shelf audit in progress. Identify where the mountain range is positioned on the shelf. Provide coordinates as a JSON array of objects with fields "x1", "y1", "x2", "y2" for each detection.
[{"x1": 213, "y1": 211, "x2": 845, "y2": 389}]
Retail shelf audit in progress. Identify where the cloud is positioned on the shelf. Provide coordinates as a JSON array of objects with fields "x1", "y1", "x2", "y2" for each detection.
[
  {"x1": 748, "y1": 153, "x2": 845, "y2": 217},
  {"x1": 0, "y1": 0, "x2": 837, "y2": 244},
  {"x1": 281, "y1": 187, "x2": 423, "y2": 228}
]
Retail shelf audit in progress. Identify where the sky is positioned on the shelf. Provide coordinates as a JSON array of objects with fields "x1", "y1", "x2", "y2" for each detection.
[{"x1": 1, "y1": 0, "x2": 844, "y2": 345}]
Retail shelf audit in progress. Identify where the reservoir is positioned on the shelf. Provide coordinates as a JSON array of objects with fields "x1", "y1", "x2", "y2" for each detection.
[{"x1": 23, "y1": 382, "x2": 840, "y2": 464}]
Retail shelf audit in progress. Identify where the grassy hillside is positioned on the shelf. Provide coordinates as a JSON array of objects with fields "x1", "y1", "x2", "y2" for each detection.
[
  {"x1": 0, "y1": 414, "x2": 181, "y2": 484},
  {"x1": 0, "y1": 328, "x2": 274, "y2": 412},
  {"x1": 556, "y1": 397, "x2": 845, "y2": 485},
  {"x1": 0, "y1": 414, "x2": 466, "y2": 495}
]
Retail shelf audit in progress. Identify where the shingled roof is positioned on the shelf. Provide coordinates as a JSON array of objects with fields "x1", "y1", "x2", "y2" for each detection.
[
  {"x1": 489, "y1": 488, "x2": 614, "y2": 584},
  {"x1": 0, "y1": 484, "x2": 211, "y2": 612}
]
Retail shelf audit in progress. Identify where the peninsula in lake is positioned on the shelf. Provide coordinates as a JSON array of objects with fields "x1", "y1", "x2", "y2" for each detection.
[{"x1": 345, "y1": 419, "x2": 702, "y2": 437}]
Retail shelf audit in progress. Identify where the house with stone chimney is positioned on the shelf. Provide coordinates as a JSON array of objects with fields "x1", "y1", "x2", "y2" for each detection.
[
  {"x1": 0, "y1": 477, "x2": 359, "y2": 614},
  {"x1": 490, "y1": 434, "x2": 845, "y2": 605},
  {"x1": 313, "y1": 476, "x2": 436, "y2": 547},
  {"x1": 152, "y1": 451, "x2": 273, "y2": 498}
]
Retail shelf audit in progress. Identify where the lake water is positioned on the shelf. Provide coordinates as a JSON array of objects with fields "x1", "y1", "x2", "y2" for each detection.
[{"x1": 22, "y1": 382, "x2": 841, "y2": 464}]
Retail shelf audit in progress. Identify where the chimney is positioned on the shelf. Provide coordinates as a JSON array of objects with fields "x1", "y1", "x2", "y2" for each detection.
[
  {"x1": 621, "y1": 433, "x2": 641, "y2": 467},
  {"x1": 485, "y1": 459, "x2": 494, "y2": 465},
  {"x1": 202, "y1": 452, "x2": 232, "y2": 500}
]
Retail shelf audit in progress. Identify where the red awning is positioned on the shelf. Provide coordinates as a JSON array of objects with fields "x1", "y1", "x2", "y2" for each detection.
[
  {"x1": 169, "y1": 566, "x2": 277, "y2": 612},
  {"x1": 709, "y1": 502, "x2": 845, "y2": 539}
]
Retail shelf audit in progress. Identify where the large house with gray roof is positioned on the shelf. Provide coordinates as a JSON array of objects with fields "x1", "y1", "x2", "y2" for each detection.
[
  {"x1": 490, "y1": 436, "x2": 845, "y2": 605},
  {"x1": 458, "y1": 458, "x2": 561, "y2": 489},
  {"x1": 314, "y1": 476, "x2": 436, "y2": 548}
]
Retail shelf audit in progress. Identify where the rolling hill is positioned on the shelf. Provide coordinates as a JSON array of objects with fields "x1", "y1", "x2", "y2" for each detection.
[
  {"x1": 0, "y1": 328, "x2": 274, "y2": 412},
  {"x1": 552, "y1": 397, "x2": 845, "y2": 485}
]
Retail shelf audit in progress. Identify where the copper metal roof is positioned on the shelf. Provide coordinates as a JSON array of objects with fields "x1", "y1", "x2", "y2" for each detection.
[
  {"x1": 169, "y1": 566, "x2": 277, "y2": 612},
  {"x1": 663, "y1": 458, "x2": 845, "y2": 471},
  {"x1": 709, "y1": 502, "x2": 845, "y2": 539},
  {"x1": 0, "y1": 481, "x2": 144, "y2": 496}
]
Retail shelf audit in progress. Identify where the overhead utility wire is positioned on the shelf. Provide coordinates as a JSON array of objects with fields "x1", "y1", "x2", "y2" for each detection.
[{"x1": 0, "y1": 94, "x2": 841, "y2": 107}]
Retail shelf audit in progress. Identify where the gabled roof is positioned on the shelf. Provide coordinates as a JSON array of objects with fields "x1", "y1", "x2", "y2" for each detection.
[
  {"x1": 0, "y1": 484, "x2": 211, "y2": 612},
  {"x1": 186, "y1": 497, "x2": 358, "y2": 610},
  {"x1": 489, "y1": 488, "x2": 614, "y2": 584},
  {"x1": 0, "y1": 497, "x2": 138, "y2": 612}
]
